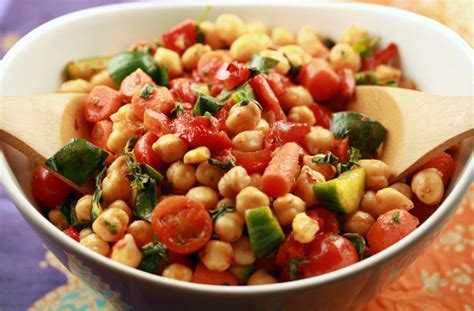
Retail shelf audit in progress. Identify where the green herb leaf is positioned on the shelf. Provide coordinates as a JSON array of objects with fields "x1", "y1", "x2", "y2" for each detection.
[
  {"x1": 324, "y1": 38, "x2": 336, "y2": 49},
  {"x1": 194, "y1": 93, "x2": 224, "y2": 116},
  {"x1": 354, "y1": 36, "x2": 381, "y2": 59},
  {"x1": 159, "y1": 64, "x2": 169, "y2": 87},
  {"x1": 108, "y1": 51, "x2": 163, "y2": 85},
  {"x1": 391, "y1": 211, "x2": 401, "y2": 225},
  {"x1": 45, "y1": 138, "x2": 108, "y2": 186},
  {"x1": 288, "y1": 257, "x2": 308, "y2": 280},
  {"x1": 210, "y1": 205, "x2": 236, "y2": 222},
  {"x1": 59, "y1": 193, "x2": 77, "y2": 225},
  {"x1": 282, "y1": 52, "x2": 302, "y2": 80},
  {"x1": 217, "y1": 82, "x2": 255, "y2": 105},
  {"x1": 142, "y1": 164, "x2": 163, "y2": 183},
  {"x1": 208, "y1": 158, "x2": 235, "y2": 171},
  {"x1": 355, "y1": 71, "x2": 379, "y2": 86},
  {"x1": 312, "y1": 148, "x2": 362, "y2": 176},
  {"x1": 204, "y1": 111, "x2": 214, "y2": 120},
  {"x1": 248, "y1": 55, "x2": 279, "y2": 77},
  {"x1": 103, "y1": 219, "x2": 118, "y2": 235},
  {"x1": 385, "y1": 80, "x2": 398, "y2": 87},
  {"x1": 343, "y1": 233, "x2": 371, "y2": 260},
  {"x1": 139, "y1": 242, "x2": 169, "y2": 273},
  {"x1": 90, "y1": 166, "x2": 106, "y2": 222},
  {"x1": 196, "y1": 25, "x2": 205, "y2": 43},
  {"x1": 170, "y1": 102, "x2": 185, "y2": 118},
  {"x1": 312, "y1": 152, "x2": 339, "y2": 166},
  {"x1": 140, "y1": 84, "x2": 155, "y2": 99},
  {"x1": 134, "y1": 178, "x2": 158, "y2": 221}
]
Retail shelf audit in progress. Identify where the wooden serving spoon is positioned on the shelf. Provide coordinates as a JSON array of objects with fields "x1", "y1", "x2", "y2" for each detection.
[{"x1": 0, "y1": 86, "x2": 472, "y2": 188}]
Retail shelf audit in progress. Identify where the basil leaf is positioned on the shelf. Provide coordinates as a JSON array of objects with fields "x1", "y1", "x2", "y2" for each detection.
[
  {"x1": 90, "y1": 166, "x2": 106, "y2": 222},
  {"x1": 134, "y1": 178, "x2": 157, "y2": 221},
  {"x1": 343, "y1": 233, "x2": 370, "y2": 260},
  {"x1": 217, "y1": 82, "x2": 255, "y2": 105},
  {"x1": 210, "y1": 205, "x2": 236, "y2": 222},
  {"x1": 208, "y1": 158, "x2": 235, "y2": 170},
  {"x1": 170, "y1": 102, "x2": 185, "y2": 118},
  {"x1": 45, "y1": 138, "x2": 108, "y2": 186},
  {"x1": 108, "y1": 51, "x2": 162, "y2": 85},
  {"x1": 194, "y1": 93, "x2": 224, "y2": 116},
  {"x1": 324, "y1": 38, "x2": 336, "y2": 49},
  {"x1": 288, "y1": 257, "x2": 308, "y2": 281},
  {"x1": 139, "y1": 242, "x2": 169, "y2": 273},
  {"x1": 355, "y1": 71, "x2": 379, "y2": 85},
  {"x1": 312, "y1": 152, "x2": 339, "y2": 166},
  {"x1": 248, "y1": 55, "x2": 279, "y2": 76},
  {"x1": 59, "y1": 193, "x2": 77, "y2": 225},
  {"x1": 142, "y1": 163, "x2": 163, "y2": 183},
  {"x1": 312, "y1": 147, "x2": 362, "y2": 176},
  {"x1": 140, "y1": 84, "x2": 155, "y2": 99}
]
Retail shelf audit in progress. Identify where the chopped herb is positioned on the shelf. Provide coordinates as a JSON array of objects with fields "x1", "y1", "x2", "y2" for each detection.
[
  {"x1": 208, "y1": 158, "x2": 235, "y2": 170},
  {"x1": 324, "y1": 38, "x2": 336, "y2": 49},
  {"x1": 391, "y1": 211, "x2": 401, "y2": 224},
  {"x1": 196, "y1": 25, "x2": 205, "y2": 43},
  {"x1": 90, "y1": 166, "x2": 106, "y2": 222},
  {"x1": 343, "y1": 233, "x2": 371, "y2": 260},
  {"x1": 217, "y1": 82, "x2": 255, "y2": 105},
  {"x1": 354, "y1": 36, "x2": 381, "y2": 59},
  {"x1": 103, "y1": 219, "x2": 118, "y2": 235},
  {"x1": 385, "y1": 80, "x2": 398, "y2": 87},
  {"x1": 248, "y1": 54, "x2": 279, "y2": 77},
  {"x1": 355, "y1": 71, "x2": 379, "y2": 85},
  {"x1": 170, "y1": 102, "x2": 185, "y2": 118},
  {"x1": 139, "y1": 242, "x2": 169, "y2": 273},
  {"x1": 288, "y1": 257, "x2": 308, "y2": 280},
  {"x1": 140, "y1": 84, "x2": 155, "y2": 99},
  {"x1": 313, "y1": 152, "x2": 340, "y2": 167},
  {"x1": 210, "y1": 205, "x2": 236, "y2": 221},
  {"x1": 282, "y1": 53, "x2": 301, "y2": 80},
  {"x1": 194, "y1": 93, "x2": 224, "y2": 116},
  {"x1": 134, "y1": 178, "x2": 157, "y2": 221},
  {"x1": 142, "y1": 164, "x2": 163, "y2": 183}
]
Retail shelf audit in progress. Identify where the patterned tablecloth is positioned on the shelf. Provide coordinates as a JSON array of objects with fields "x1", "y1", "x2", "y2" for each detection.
[{"x1": 0, "y1": 1, "x2": 472, "y2": 310}]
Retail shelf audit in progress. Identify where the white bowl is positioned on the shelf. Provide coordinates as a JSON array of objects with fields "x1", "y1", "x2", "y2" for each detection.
[{"x1": 0, "y1": 3, "x2": 472, "y2": 311}]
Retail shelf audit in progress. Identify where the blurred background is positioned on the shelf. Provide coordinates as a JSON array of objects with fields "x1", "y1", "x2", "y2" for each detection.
[{"x1": 0, "y1": 1, "x2": 472, "y2": 310}]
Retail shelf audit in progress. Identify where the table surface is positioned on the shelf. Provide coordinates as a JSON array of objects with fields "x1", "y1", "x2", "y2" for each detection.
[{"x1": 1, "y1": 0, "x2": 473, "y2": 310}]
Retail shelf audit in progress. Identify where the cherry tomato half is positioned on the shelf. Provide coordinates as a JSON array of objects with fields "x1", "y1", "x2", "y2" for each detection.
[
  {"x1": 151, "y1": 196, "x2": 212, "y2": 254},
  {"x1": 83, "y1": 86, "x2": 123, "y2": 123},
  {"x1": 197, "y1": 51, "x2": 232, "y2": 84},
  {"x1": 31, "y1": 165, "x2": 73, "y2": 209},
  {"x1": 133, "y1": 132, "x2": 163, "y2": 173},
  {"x1": 131, "y1": 84, "x2": 175, "y2": 121},
  {"x1": 120, "y1": 68, "x2": 155, "y2": 100},
  {"x1": 232, "y1": 149, "x2": 272, "y2": 174},
  {"x1": 263, "y1": 120, "x2": 311, "y2": 151},
  {"x1": 161, "y1": 19, "x2": 197, "y2": 55}
]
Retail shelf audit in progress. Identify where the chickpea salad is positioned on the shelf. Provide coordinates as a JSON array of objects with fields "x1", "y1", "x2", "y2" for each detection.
[{"x1": 32, "y1": 12, "x2": 455, "y2": 286}]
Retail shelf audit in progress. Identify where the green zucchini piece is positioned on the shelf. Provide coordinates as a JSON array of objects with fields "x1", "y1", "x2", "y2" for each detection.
[
  {"x1": 90, "y1": 166, "x2": 106, "y2": 222},
  {"x1": 45, "y1": 138, "x2": 108, "y2": 186},
  {"x1": 245, "y1": 206, "x2": 285, "y2": 259},
  {"x1": 65, "y1": 56, "x2": 110, "y2": 80},
  {"x1": 331, "y1": 111, "x2": 386, "y2": 158},
  {"x1": 108, "y1": 51, "x2": 163, "y2": 85},
  {"x1": 194, "y1": 93, "x2": 224, "y2": 116},
  {"x1": 228, "y1": 265, "x2": 255, "y2": 285},
  {"x1": 313, "y1": 167, "x2": 366, "y2": 215}
]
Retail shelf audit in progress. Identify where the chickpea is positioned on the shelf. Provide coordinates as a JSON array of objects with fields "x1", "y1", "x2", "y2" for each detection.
[
  {"x1": 232, "y1": 130, "x2": 264, "y2": 152},
  {"x1": 107, "y1": 155, "x2": 128, "y2": 175},
  {"x1": 297, "y1": 26, "x2": 327, "y2": 57},
  {"x1": 181, "y1": 43, "x2": 212, "y2": 71},
  {"x1": 152, "y1": 134, "x2": 188, "y2": 164},
  {"x1": 80, "y1": 233, "x2": 110, "y2": 256},
  {"x1": 92, "y1": 207, "x2": 129, "y2": 243},
  {"x1": 216, "y1": 198, "x2": 236, "y2": 210},
  {"x1": 389, "y1": 182, "x2": 413, "y2": 199},
  {"x1": 75, "y1": 194, "x2": 93, "y2": 222},
  {"x1": 304, "y1": 126, "x2": 335, "y2": 155},
  {"x1": 271, "y1": 27, "x2": 296, "y2": 46},
  {"x1": 79, "y1": 228, "x2": 93, "y2": 241},
  {"x1": 219, "y1": 167, "x2": 251, "y2": 199},
  {"x1": 374, "y1": 65, "x2": 401, "y2": 84},
  {"x1": 230, "y1": 33, "x2": 272, "y2": 62},
  {"x1": 215, "y1": 14, "x2": 245, "y2": 46},
  {"x1": 245, "y1": 21, "x2": 269, "y2": 34},
  {"x1": 48, "y1": 209, "x2": 69, "y2": 230},
  {"x1": 58, "y1": 79, "x2": 92, "y2": 93},
  {"x1": 166, "y1": 161, "x2": 196, "y2": 193},
  {"x1": 339, "y1": 25, "x2": 369, "y2": 47},
  {"x1": 186, "y1": 186, "x2": 219, "y2": 210},
  {"x1": 214, "y1": 211, "x2": 245, "y2": 242},
  {"x1": 329, "y1": 43, "x2": 361, "y2": 72},
  {"x1": 358, "y1": 159, "x2": 392, "y2": 191},
  {"x1": 411, "y1": 168, "x2": 445, "y2": 205},
  {"x1": 249, "y1": 173, "x2": 262, "y2": 189},
  {"x1": 273, "y1": 194, "x2": 306, "y2": 226},
  {"x1": 294, "y1": 166, "x2": 326, "y2": 207},
  {"x1": 259, "y1": 49, "x2": 290, "y2": 75},
  {"x1": 154, "y1": 47, "x2": 183, "y2": 78},
  {"x1": 279, "y1": 86, "x2": 313, "y2": 112},
  {"x1": 255, "y1": 119, "x2": 270, "y2": 133},
  {"x1": 232, "y1": 236, "x2": 256, "y2": 265},
  {"x1": 102, "y1": 170, "x2": 131, "y2": 203},
  {"x1": 292, "y1": 212, "x2": 320, "y2": 243},
  {"x1": 196, "y1": 161, "x2": 225, "y2": 189},
  {"x1": 199, "y1": 240, "x2": 234, "y2": 272},
  {"x1": 90, "y1": 70, "x2": 118, "y2": 89},
  {"x1": 199, "y1": 21, "x2": 225, "y2": 49},
  {"x1": 107, "y1": 200, "x2": 132, "y2": 221},
  {"x1": 360, "y1": 190, "x2": 378, "y2": 218},
  {"x1": 278, "y1": 45, "x2": 308, "y2": 67},
  {"x1": 111, "y1": 234, "x2": 142, "y2": 268},
  {"x1": 225, "y1": 100, "x2": 262, "y2": 135},
  {"x1": 248, "y1": 269, "x2": 277, "y2": 285},
  {"x1": 126, "y1": 220, "x2": 154, "y2": 248},
  {"x1": 302, "y1": 155, "x2": 337, "y2": 181},
  {"x1": 183, "y1": 146, "x2": 211, "y2": 165},
  {"x1": 107, "y1": 127, "x2": 138, "y2": 154},
  {"x1": 235, "y1": 186, "x2": 270, "y2": 215},
  {"x1": 288, "y1": 106, "x2": 316, "y2": 125},
  {"x1": 344, "y1": 211, "x2": 375, "y2": 236},
  {"x1": 162, "y1": 263, "x2": 193, "y2": 282},
  {"x1": 375, "y1": 188, "x2": 414, "y2": 215}
]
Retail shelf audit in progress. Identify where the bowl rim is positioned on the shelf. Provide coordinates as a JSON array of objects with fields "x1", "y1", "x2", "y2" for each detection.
[{"x1": 1, "y1": 1, "x2": 473, "y2": 296}]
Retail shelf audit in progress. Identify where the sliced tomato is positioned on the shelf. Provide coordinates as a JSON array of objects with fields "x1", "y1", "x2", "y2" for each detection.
[
  {"x1": 83, "y1": 86, "x2": 123, "y2": 123},
  {"x1": 161, "y1": 19, "x2": 197, "y2": 55},
  {"x1": 120, "y1": 68, "x2": 156, "y2": 100},
  {"x1": 330, "y1": 69, "x2": 356, "y2": 111},
  {"x1": 250, "y1": 74, "x2": 286, "y2": 121},
  {"x1": 298, "y1": 59, "x2": 340, "y2": 102},
  {"x1": 417, "y1": 152, "x2": 454, "y2": 185},
  {"x1": 63, "y1": 226, "x2": 80, "y2": 242},
  {"x1": 302, "y1": 233, "x2": 358, "y2": 277},
  {"x1": 232, "y1": 149, "x2": 272, "y2": 174},
  {"x1": 309, "y1": 103, "x2": 333, "y2": 130},
  {"x1": 131, "y1": 84, "x2": 175, "y2": 120},
  {"x1": 151, "y1": 196, "x2": 212, "y2": 254},
  {"x1": 210, "y1": 83, "x2": 225, "y2": 97},
  {"x1": 215, "y1": 61, "x2": 250, "y2": 90},
  {"x1": 172, "y1": 112, "x2": 232, "y2": 151},
  {"x1": 197, "y1": 51, "x2": 232, "y2": 84},
  {"x1": 192, "y1": 263, "x2": 238, "y2": 286},
  {"x1": 362, "y1": 43, "x2": 399, "y2": 71},
  {"x1": 367, "y1": 209, "x2": 419, "y2": 253},
  {"x1": 169, "y1": 78, "x2": 197, "y2": 104},
  {"x1": 263, "y1": 120, "x2": 311, "y2": 151},
  {"x1": 275, "y1": 234, "x2": 307, "y2": 281},
  {"x1": 212, "y1": 148, "x2": 235, "y2": 163},
  {"x1": 265, "y1": 72, "x2": 291, "y2": 97},
  {"x1": 309, "y1": 208, "x2": 340, "y2": 234},
  {"x1": 133, "y1": 132, "x2": 163, "y2": 172},
  {"x1": 143, "y1": 109, "x2": 172, "y2": 137},
  {"x1": 331, "y1": 138, "x2": 348, "y2": 162},
  {"x1": 90, "y1": 120, "x2": 113, "y2": 150},
  {"x1": 31, "y1": 165, "x2": 73, "y2": 209}
]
